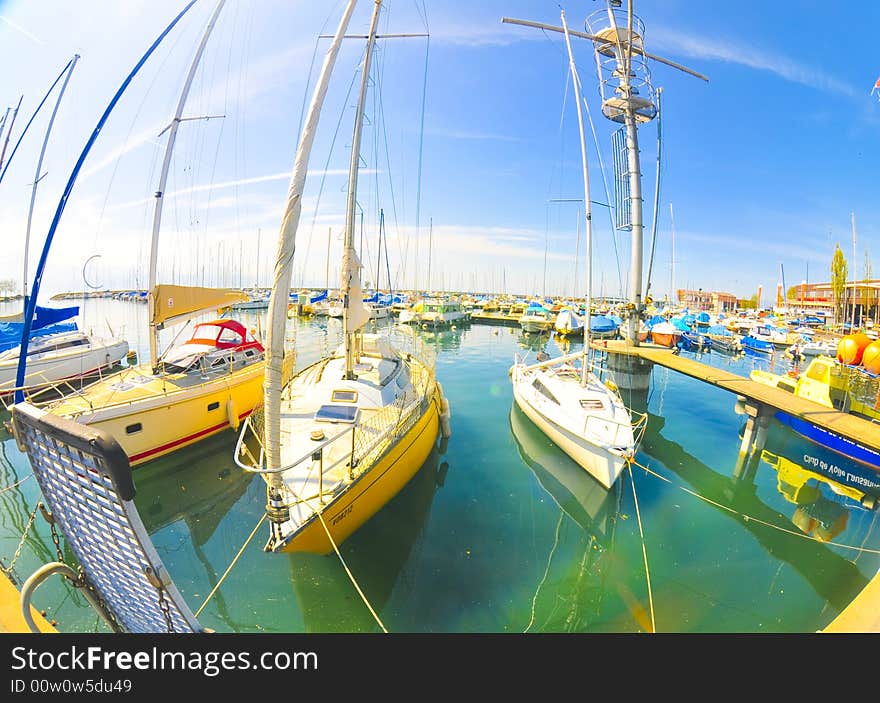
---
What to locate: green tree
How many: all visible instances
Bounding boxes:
[864,249,876,325]
[0,278,16,298]
[739,294,757,310]
[786,285,799,302]
[831,243,847,326]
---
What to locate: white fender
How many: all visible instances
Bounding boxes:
[226,398,240,431]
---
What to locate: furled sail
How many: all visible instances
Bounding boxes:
[151,284,248,328]
[342,246,370,334]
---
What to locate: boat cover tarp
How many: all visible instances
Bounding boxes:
[0,304,80,352]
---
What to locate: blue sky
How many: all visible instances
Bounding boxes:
[1,0,879,303]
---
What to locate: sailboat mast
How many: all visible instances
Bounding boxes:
[147,0,227,372]
[24,55,79,304]
[263,0,358,479]
[0,96,22,174]
[14,0,199,404]
[851,211,858,330]
[669,202,675,304]
[344,0,382,379]
[324,226,332,291]
[560,11,592,385]
[427,216,433,294]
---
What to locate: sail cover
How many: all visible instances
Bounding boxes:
[341,247,370,334]
[151,284,248,327]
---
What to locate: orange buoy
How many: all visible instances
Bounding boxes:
[862,340,880,374]
[837,332,872,365]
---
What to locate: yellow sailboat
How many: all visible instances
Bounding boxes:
[234,0,450,555]
[43,1,266,467]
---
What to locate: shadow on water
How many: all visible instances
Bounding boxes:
[640,412,872,612]
[286,441,449,632]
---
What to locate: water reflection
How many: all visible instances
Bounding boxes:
[287,442,448,632]
[509,403,623,631]
[641,412,872,612]
[135,432,254,547]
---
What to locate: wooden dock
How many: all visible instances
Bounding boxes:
[594,339,880,633]
[593,339,880,455]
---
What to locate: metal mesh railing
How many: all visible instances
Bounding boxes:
[831,364,880,412]
[349,358,434,475]
[11,402,202,633]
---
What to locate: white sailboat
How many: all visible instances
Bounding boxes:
[235,0,450,555]
[2,55,128,400]
[509,9,644,489]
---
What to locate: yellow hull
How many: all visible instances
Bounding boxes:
[275,385,442,554]
[52,363,265,467]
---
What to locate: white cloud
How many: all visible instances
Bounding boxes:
[650,26,859,98]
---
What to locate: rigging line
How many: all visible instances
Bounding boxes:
[194,513,266,617]
[95,13,191,251]
[0,58,73,189]
[581,93,623,299]
[15,0,200,403]
[627,461,656,633]
[412,35,429,292]
[374,58,405,290]
[630,458,880,555]
[315,508,388,633]
[296,0,343,144]
[524,510,564,633]
[300,66,362,287]
[0,474,33,497]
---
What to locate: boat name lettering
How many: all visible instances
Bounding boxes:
[804,454,845,478]
[330,505,352,526]
[845,472,880,489]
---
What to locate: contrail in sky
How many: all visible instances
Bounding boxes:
[0,15,45,45]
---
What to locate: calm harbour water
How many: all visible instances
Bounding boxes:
[1,297,878,633]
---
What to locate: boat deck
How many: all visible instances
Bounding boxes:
[0,570,56,633]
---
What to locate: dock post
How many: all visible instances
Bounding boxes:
[733,401,771,480]
[605,351,653,392]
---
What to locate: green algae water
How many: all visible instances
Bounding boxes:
[1,298,878,633]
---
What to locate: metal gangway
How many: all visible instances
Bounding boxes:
[11,402,203,633]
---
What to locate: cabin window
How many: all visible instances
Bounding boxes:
[245,349,255,357]
[331,390,358,403]
[211,357,227,368]
[315,405,359,423]
[208,401,220,411]
[532,378,559,405]
[125,423,142,435]
[579,398,605,411]
[218,328,243,345]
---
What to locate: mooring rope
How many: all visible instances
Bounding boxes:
[629,458,880,555]
[627,461,656,633]
[0,474,32,496]
[315,508,388,633]
[195,513,267,618]
[524,511,564,633]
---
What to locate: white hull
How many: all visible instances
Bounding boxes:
[0,333,129,394]
[510,362,634,489]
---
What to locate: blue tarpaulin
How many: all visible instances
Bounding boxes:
[0,304,79,352]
